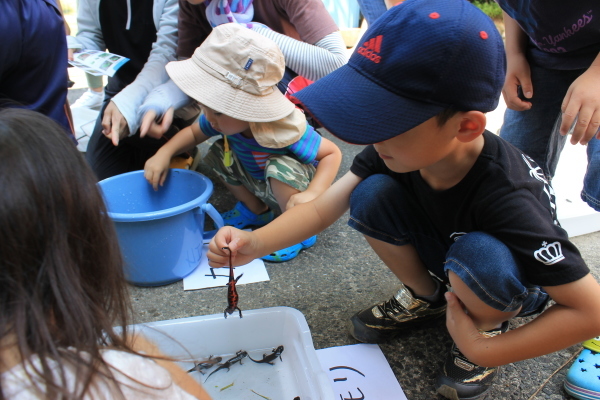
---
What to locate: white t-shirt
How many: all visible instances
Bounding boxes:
[1,349,196,399]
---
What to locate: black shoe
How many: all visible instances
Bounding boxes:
[349,281,447,343]
[436,322,509,400]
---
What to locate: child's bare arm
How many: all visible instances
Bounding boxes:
[144,123,210,190]
[502,11,533,111]
[446,273,600,367]
[208,171,361,267]
[286,137,342,208]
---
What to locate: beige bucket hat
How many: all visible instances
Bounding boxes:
[166,23,296,123]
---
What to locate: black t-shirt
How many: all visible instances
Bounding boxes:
[350,131,589,287]
[99,0,157,90]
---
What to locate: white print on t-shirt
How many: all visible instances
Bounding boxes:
[450,232,467,242]
[533,10,593,52]
[534,241,565,265]
[522,153,548,184]
[521,154,559,225]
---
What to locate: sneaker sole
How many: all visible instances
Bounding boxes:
[436,372,496,400]
[436,385,489,400]
[348,312,445,343]
[565,380,600,400]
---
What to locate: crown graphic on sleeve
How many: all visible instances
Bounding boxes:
[534,241,565,265]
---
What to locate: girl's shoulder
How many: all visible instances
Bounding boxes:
[2,350,195,400]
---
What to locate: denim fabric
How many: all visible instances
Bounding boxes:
[356,0,388,25]
[582,137,600,211]
[348,174,549,314]
[499,63,600,211]
[349,174,449,279]
[444,232,549,315]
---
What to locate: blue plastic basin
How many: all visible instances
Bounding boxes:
[98,169,223,286]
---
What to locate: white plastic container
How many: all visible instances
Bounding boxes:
[131,307,335,400]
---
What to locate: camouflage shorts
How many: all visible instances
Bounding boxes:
[202,139,316,211]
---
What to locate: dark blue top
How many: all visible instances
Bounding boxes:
[0,0,74,139]
[497,0,600,70]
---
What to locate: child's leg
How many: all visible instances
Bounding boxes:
[582,136,600,212]
[347,174,449,342]
[443,231,549,320]
[499,65,583,179]
[222,182,269,215]
[269,179,300,213]
[364,236,437,297]
[265,155,315,213]
[259,155,318,262]
[203,140,275,228]
[436,231,550,400]
[447,270,520,331]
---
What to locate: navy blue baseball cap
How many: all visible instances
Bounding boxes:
[291,0,505,145]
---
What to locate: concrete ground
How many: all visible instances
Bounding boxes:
[69,85,599,399]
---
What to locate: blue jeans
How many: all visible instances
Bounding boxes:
[500,63,600,212]
[356,0,387,25]
[348,174,549,315]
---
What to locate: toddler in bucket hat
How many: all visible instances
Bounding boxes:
[208,0,600,399]
[145,23,342,263]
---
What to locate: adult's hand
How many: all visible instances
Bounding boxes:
[140,108,174,139]
[101,101,130,146]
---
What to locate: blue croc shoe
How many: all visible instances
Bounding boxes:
[221,202,274,229]
[262,235,317,262]
[565,337,600,400]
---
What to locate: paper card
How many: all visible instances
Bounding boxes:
[317,344,408,400]
[68,50,129,77]
[183,244,269,290]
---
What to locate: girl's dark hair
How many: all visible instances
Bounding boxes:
[0,109,133,399]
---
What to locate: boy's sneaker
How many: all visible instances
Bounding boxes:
[71,89,104,109]
[220,201,274,229]
[436,321,509,400]
[349,281,447,343]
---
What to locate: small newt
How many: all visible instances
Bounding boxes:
[187,355,223,374]
[248,345,284,365]
[204,350,248,382]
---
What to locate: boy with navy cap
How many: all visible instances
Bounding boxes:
[207,0,600,398]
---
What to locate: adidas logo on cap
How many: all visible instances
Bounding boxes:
[358,35,383,63]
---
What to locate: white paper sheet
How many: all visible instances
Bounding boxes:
[183,244,269,290]
[317,343,408,400]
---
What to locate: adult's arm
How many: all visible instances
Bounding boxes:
[66,0,106,51]
[251,29,347,81]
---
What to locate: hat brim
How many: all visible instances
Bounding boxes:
[166,58,295,123]
[292,64,445,145]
